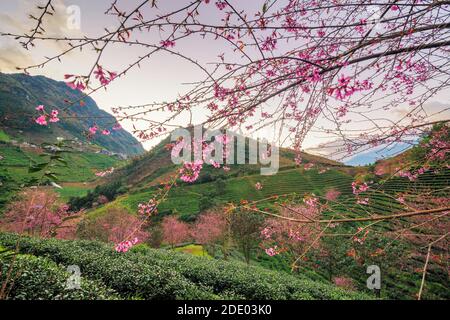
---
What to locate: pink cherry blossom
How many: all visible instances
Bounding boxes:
[89,126,98,135]
[215,0,227,10]
[160,40,176,48]
[36,105,45,111]
[49,109,60,123]
[138,199,158,216]
[209,159,221,168]
[115,237,139,253]
[35,115,47,126]
[65,75,87,91]
[397,196,406,204]
[303,194,318,207]
[356,197,369,205]
[265,246,279,257]
[352,181,369,195]
[261,227,272,240]
[179,160,203,183]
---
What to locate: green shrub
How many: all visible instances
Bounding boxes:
[130,247,370,300]
[0,254,117,300]
[0,233,371,300]
[0,234,218,300]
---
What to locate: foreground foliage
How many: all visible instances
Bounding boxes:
[0,233,371,300]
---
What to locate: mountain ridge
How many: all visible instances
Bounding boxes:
[0,73,144,156]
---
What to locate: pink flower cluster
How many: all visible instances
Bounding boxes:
[328,75,372,100]
[215,0,227,10]
[336,105,348,118]
[115,237,139,253]
[304,163,314,171]
[89,126,98,135]
[261,35,277,51]
[303,194,318,207]
[64,75,87,91]
[255,182,263,190]
[318,167,330,174]
[94,65,117,86]
[396,195,406,204]
[356,197,369,205]
[138,199,158,216]
[352,181,369,195]
[425,127,450,161]
[210,159,221,168]
[160,40,176,48]
[260,227,272,240]
[325,189,341,201]
[352,181,370,205]
[88,125,112,136]
[34,105,60,126]
[265,246,279,257]
[179,160,203,183]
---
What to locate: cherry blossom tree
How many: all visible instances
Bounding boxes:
[0,190,80,239]
[161,216,191,248]
[77,207,149,251]
[192,209,228,256]
[260,203,322,269]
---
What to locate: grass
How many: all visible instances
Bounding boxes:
[0,130,11,143]
[55,185,92,201]
[0,143,122,183]
[174,244,212,258]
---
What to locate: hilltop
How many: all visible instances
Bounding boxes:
[102,132,343,190]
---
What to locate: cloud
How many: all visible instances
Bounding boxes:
[305,139,348,161]
[394,101,450,122]
[0,42,35,72]
[0,0,82,72]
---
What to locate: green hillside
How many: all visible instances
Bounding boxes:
[0,141,124,211]
[0,73,144,156]
[102,167,352,222]
[76,131,348,220]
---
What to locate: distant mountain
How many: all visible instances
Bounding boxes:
[344,142,416,166]
[0,73,144,156]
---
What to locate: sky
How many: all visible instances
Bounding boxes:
[0,0,449,164]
